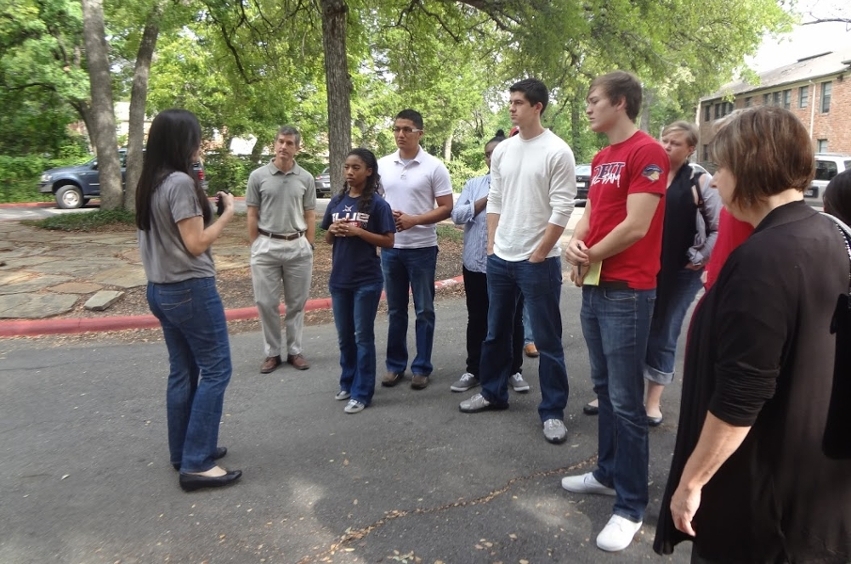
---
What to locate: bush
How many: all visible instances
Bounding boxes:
[203,151,254,196]
[22,208,136,231]
[0,150,92,204]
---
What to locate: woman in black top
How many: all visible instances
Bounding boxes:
[643,121,719,425]
[654,106,851,562]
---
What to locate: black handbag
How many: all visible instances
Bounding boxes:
[822,213,851,460]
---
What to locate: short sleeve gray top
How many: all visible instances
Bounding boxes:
[138,172,216,284]
[245,161,316,234]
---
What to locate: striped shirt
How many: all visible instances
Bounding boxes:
[451,174,490,273]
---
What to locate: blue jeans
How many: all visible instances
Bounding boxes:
[146,277,232,474]
[381,246,438,376]
[580,285,655,522]
[645,268,704,384]
[479,255,568,421]
[331,281,384,405]
[523,304,534,345]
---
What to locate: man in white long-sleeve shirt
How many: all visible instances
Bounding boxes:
[459,78,576,445]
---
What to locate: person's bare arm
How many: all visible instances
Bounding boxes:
[473,195,488,217]
[304,209,316,246]
[586,193,661,263]
[565,200,592,266]
[486,212,500,255]
[177,192,235,256]
[530,223,566,263]
[247,206,260,243]
[395,194,454,231]
[670,412,751,536]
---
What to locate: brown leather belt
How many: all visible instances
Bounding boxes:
[258,228,305,241]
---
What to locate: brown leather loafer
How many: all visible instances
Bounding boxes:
[524,343,539,358]
[260,355,282,374]
[411,374,429,390]
[382,371,403,387]
[287,353,310,370]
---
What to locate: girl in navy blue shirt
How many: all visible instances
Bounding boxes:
[321,149,396,413]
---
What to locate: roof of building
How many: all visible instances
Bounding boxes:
[701,48,851,102]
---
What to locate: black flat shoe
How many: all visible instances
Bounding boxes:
[179,469,242,492]
[647,415,664,427]
[172,446,228,471]
[583,402,599,416]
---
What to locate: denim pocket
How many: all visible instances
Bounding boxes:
[158,288,193,325]
[602,288,637,302]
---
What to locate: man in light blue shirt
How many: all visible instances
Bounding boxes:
[449,131,529,394]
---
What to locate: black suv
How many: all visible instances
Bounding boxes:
[39,149,207,209]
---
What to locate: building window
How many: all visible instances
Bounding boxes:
[703,144,709,161]
[799,85,808,108]
[782,90,791,109]
[744,97,752,107]
[763,93,770,105]
[821,81,831,113]
[714,104,721,119]
[817,139,829,154]
[704,104,711,122]
[773,91,781,106]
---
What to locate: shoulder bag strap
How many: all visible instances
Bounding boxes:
[821,212,851,294]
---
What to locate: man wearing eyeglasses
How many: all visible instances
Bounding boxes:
[377,109,454,390]
[458,78,576,447]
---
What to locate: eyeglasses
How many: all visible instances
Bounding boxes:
[392,126,423,134]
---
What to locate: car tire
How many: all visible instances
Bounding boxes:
[55,185,84,209]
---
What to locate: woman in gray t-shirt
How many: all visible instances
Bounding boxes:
[135,109,241,492]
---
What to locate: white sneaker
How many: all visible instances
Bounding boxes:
[509,372,530,392]
[450,372,479,392]
[344,399,365,414]
[335,390,350,401]
[596,514,642,552]
[542,418,567,443]
[560,472,616,496]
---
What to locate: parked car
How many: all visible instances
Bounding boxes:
[314,167,332,198]
[806,153,851,207]
[38,149,207,209]
[574,163,591,206]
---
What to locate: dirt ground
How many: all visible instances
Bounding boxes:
[50,214,466,325]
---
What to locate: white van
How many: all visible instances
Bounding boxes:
[806,154,851,207]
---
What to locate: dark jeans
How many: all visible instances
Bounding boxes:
[331,281,384,405]
[381,246,438,376]
[146,277,232,474]
[580,285,655,522]
[479,255,568,422]
[462,266,523,376]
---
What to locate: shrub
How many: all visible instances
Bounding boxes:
[0,151,92,203]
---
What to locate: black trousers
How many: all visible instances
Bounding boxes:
[463,266,523,376]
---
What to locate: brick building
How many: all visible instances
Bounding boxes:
[698,49,851,163]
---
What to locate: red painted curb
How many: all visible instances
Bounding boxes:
[0,275,464,337]
[0,201,59,209]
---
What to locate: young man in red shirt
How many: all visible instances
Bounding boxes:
[562,71,668,552]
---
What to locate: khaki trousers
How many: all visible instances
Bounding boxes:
[250,235,313,357]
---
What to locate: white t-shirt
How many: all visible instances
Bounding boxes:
[378,147,453,249]
[488,129,576,261]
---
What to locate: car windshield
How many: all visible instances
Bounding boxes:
[576,164,591,175]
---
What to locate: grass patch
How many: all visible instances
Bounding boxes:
[23,209,136,231]
[437,223,464,243]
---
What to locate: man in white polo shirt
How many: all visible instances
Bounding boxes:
[378,109,454,390]
[246,125,316,374]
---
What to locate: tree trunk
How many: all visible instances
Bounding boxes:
[81,0,121,210]
[320,0,351,195]
[443,133,452,162]
[639,88,653,133]
[125,4,163,212]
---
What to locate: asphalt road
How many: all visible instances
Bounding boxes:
[0,289,694,564]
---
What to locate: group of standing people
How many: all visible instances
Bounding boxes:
[134,70,851,562]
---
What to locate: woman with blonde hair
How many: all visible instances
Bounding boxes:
[654,106,851,562]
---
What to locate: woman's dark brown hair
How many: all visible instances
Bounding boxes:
[710,106,814,207]
[135,109,209,230]
[824,169,851,225]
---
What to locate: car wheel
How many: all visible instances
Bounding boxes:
[55,185,84,209]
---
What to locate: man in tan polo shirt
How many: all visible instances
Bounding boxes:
[246,125,316,373]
